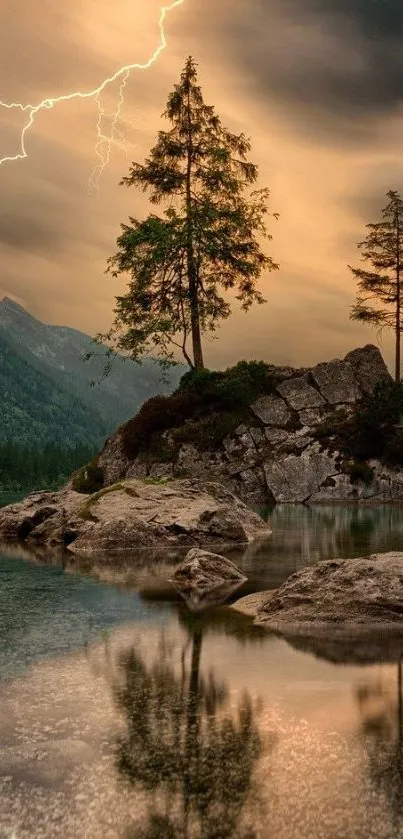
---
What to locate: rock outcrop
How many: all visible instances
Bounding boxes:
[98,344,393,505]
[0,479,270,555]
[255,553,403,626]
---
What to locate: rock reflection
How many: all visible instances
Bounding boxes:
[114,625,268,838]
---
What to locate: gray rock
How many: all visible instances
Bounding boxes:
[345,344,391,394]
[249,427,265,447]
[277,375,326,410]
[257,552,403,626]
[0,489,82,542]
[251,394,292,426]
[173,547,246,588]
[97,431,130,486]
[263,446,336,502]
[15,479,270,555]
[298,408,324,427]
[264,427,289,446]
[278,427,313,452]
[312,359,359,404]
[148,462,174,479]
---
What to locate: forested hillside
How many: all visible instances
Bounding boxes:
[0,297,183,435]
[0,298,184,491]
[0,331,109,446]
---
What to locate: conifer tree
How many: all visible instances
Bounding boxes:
[350,190,403,381]
[104,57,279,370]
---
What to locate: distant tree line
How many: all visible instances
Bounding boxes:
[0,441,96,492]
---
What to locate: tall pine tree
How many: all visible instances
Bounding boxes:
[350,190,403,381]
[104,57,279,370]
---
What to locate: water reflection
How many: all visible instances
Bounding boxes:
[114,621,269,838]
[356,664,403,830]
[4,503,403,596]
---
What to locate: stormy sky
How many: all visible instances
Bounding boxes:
[1,0,403,369]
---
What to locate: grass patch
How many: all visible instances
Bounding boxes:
[77,482,126,520]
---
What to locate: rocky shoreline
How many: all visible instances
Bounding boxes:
[0,478,271,555]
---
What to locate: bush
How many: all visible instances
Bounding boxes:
[315,380,403,466]
[72,458,104,494]
[121,360,276,460]
[345,460,374,485]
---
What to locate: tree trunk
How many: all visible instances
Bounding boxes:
[185,85,204,371]
[396,210,401,382]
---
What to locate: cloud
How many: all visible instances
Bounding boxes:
[217,0,403,142]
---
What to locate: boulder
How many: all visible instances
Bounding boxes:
[277,375,325,410]
[311,359,359,404]
[173,548,246,588]
[345,344,390,394]
[1,479,270,555]
[257,553,403,626]
[263,446,336,502]
[172,548,247,611]
[251,394,292,427]
[0,489,82,542]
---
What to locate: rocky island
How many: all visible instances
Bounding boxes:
[93,344,401,506]
[2,343,403,556]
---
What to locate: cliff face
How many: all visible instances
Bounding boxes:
[97,345,401,505]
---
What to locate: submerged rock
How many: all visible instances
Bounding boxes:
[0,479,270,555]
[256,553,403,626]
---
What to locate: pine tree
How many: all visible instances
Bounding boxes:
[104,57,279,370]
[350,190,403,381]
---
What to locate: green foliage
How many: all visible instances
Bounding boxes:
[72,458,105,494]
[101,57,279,370]
[349,189,403,380]
[316,379,403,466]
[0,441,97,492]
[0,330,109,447]
[121,360,274,459]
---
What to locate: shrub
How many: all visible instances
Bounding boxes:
[315,379,403,467]
[345,460,374,485]
[121,360,276,460]
[72,458,104,494]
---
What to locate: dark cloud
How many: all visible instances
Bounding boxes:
[222,0,403,141]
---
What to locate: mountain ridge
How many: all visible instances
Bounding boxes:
[0,298,183,446]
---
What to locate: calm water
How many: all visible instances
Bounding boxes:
[2,504,403,838]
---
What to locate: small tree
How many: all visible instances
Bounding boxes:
[104,57,279,371]
[350,190,403,382]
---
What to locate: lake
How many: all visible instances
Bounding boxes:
[1,504,403,838]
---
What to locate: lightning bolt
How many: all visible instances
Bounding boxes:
[0,0,185,189]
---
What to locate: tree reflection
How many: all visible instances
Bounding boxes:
[114,625,266,838]
[356,661,403,825]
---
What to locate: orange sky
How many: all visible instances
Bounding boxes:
[1,0,403,370]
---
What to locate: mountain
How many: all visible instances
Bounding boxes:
[0,298,184,446]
